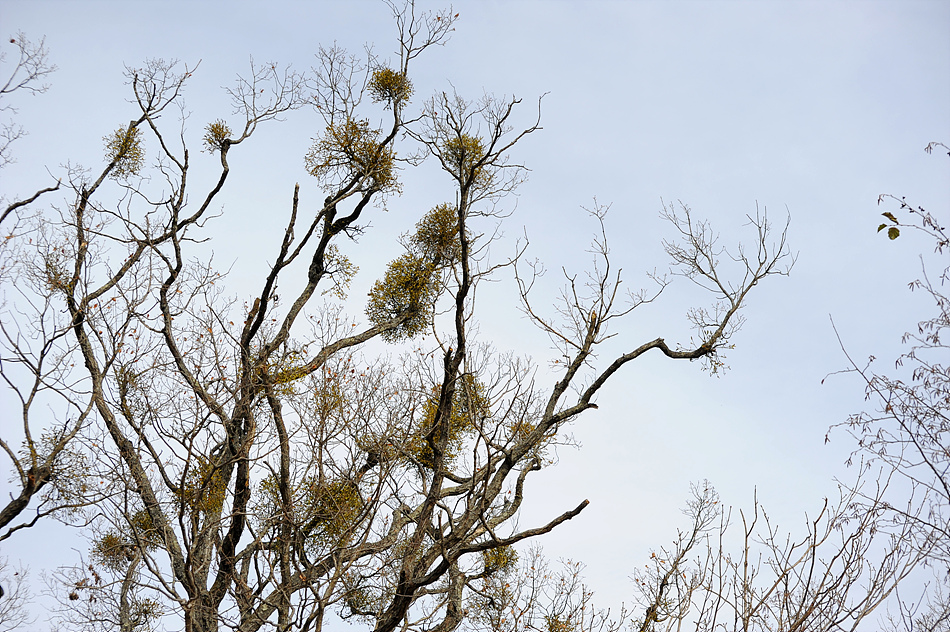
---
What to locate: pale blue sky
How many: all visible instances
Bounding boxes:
[2,0,948,623]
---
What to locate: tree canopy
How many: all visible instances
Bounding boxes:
[5,4,941,632]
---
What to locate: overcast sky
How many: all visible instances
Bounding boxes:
[2,0,949,625]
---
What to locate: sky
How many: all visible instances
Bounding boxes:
[1,0,949,627]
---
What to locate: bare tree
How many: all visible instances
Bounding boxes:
[0,208,99,540]
[628,480,921,632]
[455,479,920,632]
[832,142,950,631]
[5,4,793,632]
[45,540,169,632]
[0,31,54,168]
[464,545,625,632]
[0,32,60,224]
[0,557,33,632]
